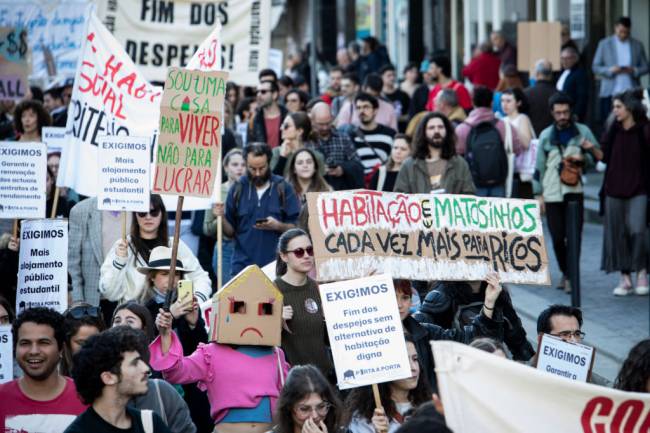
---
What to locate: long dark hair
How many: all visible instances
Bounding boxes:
[130,194,168,262]
[274,365,343,433]
[61,303,107,376]
[344,335,432,424]
[614,339,650,392]
[287,148,330,198]
[111,301,156,343]
[412,112,457,160]
[613,90,648,124]
[276,228,311,276]
[288,111,317,142]
[502,87,530,115]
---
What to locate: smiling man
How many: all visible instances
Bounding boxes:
[0,308,86,432]
[65,326,170,433]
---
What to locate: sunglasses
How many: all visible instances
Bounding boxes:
[257,89,270,95]
[66,305,102,320]
[287,246,314,258]
[137,208,161,218]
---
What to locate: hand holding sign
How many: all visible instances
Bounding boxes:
[371,408,389,433]
[483,273,502,319]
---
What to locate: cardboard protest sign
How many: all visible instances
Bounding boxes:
[319,274,411,390]
[0,325,11,383]
[432,341,649,433]
[42,127,66,154]
[17,219,68,314]
[307,191,550,284]
[0,141,47,219]
[0,27,28,100]
[517,22,562,74]
[209,265,283,346]
[57,13,162,198]
[535,334,595,382]
[153,67,228,198]
[96,0,271,85]
[0,1,90,81]
[97,135,150,212]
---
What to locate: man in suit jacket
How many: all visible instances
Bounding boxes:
[524,59,557,136]
[69,197,130,321]
[557,46,589,122]
[592,16,649,122]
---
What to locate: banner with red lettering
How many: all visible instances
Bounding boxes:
[432,341,650,433]
[186,24,222,71]
[152,68,228,198]
[57,13,161,197]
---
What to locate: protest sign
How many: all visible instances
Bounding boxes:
[96,0,271,85]
[42,127,66,154]
[16,219,68,314]
[307,190,550,284]
[535,334,595,382]
[0,1,90,80]
[97,135,150,212]
[0,325,11,383]
[0,141,47,219]
[152,67,228,198]
[319,274,411,390]
[0,27,28,100]
[517,22,562,74]
[57,13,162,198]
[186,23,222,71]
[432,341,650,433]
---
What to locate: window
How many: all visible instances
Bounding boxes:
[258,302,273,315]
[230,300,246,314]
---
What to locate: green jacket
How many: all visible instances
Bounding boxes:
[534,122,598,203]
[393,155,476,195]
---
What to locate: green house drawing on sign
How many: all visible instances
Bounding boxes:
[181,96,190,111]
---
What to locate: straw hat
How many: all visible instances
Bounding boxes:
[136,246,189,274]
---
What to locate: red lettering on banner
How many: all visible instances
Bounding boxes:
[153,165,212,196]
[320,198,338,230]
[198,39,219,69]
[581,397,650,433]
[178,113,220,147]
[352,196,367,226]
[103,55,123,82]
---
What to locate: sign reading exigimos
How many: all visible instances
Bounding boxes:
[153,67,229,198]
[307,191,550,285]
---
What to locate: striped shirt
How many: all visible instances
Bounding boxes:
[351,124,396,174]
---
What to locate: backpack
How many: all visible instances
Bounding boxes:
[465,120,508,187]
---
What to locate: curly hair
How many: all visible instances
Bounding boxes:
[72,326,149,404]
[13,99,51,135]
[344,336,432,425]
[412,112,457,161]
[614,339,650,393]
[274,365,343,433]
[13,307,65,350]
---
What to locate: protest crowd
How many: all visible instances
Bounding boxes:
[2,4,650,433]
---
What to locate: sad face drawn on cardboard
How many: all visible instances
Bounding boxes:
[210,265,284,346]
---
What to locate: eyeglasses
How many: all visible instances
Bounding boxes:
[287,246,314,258]
[552,330,586,340]
[137,208,161,218]
[66,305,102,320]
[295,401,331,417]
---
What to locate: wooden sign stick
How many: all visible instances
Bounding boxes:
[121,211,127,243]
[12,219,18,238]
[371,383,387,433]
[50,187,60,218]
[164,196,184,310]
[216,142,223,291]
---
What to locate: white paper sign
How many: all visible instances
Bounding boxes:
[536,334,594,382]
[319,274,411,389]
[17,219,68,314]
[42,127,67,154]
[97,135,151,212]
[0,141,47,219]
[0,325,12,383]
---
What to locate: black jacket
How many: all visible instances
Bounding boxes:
[402,311,502,392]
[414,281,535,362]
[559,67,589,122]
[248,105,289,145]
[523,80,557,136]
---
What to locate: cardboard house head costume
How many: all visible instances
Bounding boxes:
[209,265,283,346]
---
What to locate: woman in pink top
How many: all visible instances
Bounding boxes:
[151,309,290,433]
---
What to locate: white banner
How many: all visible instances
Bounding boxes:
[17,219,68,314]
[186,23,222,71]
[319,274,411,390]
[536,334,595,382]
[97,135,151,212]
[96,0,271,85]
[57,13,161,197]
[0,0,90,81]
[432,341,650,433]
[42,127,66,154]
[0,325,11,383]
[0,141,46,219]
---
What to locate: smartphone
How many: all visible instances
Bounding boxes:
[255,218,268,225]
[177,280,193,303]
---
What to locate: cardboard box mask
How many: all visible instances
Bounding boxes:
[209,265,283,346]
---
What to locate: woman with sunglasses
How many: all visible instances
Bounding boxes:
[274,229,333,377]
[272,365,343,433]
[271,112,326,178]
[61,303,106,376]
[100,194,212,304]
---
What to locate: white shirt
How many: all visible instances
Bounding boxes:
[613,37,634,94]
[556,69,571,91]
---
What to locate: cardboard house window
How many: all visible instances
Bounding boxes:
[230,300,246,314]
[258,302,273,315]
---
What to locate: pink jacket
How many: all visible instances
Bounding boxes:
[455,107,523,156]
[149,332,290,423]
